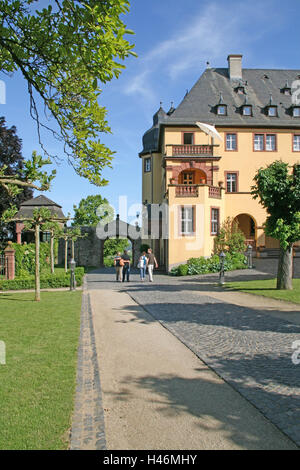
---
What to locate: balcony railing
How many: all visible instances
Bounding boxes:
[171,144,214,156]
[173,184,222,198]
[208,186,221,199]
[175,185,199,197]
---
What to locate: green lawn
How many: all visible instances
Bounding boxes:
[226,278,300,304]
[0,291,82,449]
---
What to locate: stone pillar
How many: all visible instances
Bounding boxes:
[16,222,24,244]
[4,242,15,280]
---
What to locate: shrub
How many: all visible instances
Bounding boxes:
[0,267,84,291]
[12,242,52,276]
[170,253,247,276]
[214,217,246,255]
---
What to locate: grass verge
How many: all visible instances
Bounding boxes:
[226,278,300,304]
[0,291,82,449]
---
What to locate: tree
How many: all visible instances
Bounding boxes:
[0,117,33,241]
[213,217,246,255]
[72,194,110,226]
[57,226,86,272]
[0,0,135,186]
[104,238,129,258]
[252,161,300,290]
[42,220,61,274]
[2,207,67,301]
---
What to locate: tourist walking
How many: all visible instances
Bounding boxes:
[114,252,124,282]
[122,249,131,282]
[138,251,147,281]
[147,248,158,282]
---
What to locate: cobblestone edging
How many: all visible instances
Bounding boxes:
[70,281,106,450]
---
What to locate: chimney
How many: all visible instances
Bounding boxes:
[227,54,243,81]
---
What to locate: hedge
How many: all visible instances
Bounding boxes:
[170,253,247,276]
[0,267,84,291]
[11,242,58,277]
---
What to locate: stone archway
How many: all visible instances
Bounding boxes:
[233,213,256,247]
[58,216,141,268]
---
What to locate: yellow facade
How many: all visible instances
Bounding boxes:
[140,57,300,270]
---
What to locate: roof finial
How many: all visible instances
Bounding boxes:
[269,93,273,105]
[160,101,163,108]
[206,61,211,69]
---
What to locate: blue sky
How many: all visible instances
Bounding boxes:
[1,0,300,224]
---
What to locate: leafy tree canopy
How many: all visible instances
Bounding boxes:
[251,161,300,250]
[72,194,110,226]
[0,0,135,186]
[0,117,33,240]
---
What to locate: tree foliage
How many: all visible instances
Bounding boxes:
[251,161,300,290]
[0,0,135,186]
[251,161,300,250]
[0,117,33,241]
[213,217,246,254]
[72,194,110,226]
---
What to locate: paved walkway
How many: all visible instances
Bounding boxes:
[72,260,300,450]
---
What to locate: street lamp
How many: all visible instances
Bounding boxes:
[69,258,76,291]
[219,251,226,286]
[246,245,253,269]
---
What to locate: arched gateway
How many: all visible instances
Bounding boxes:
[58,215,141,268]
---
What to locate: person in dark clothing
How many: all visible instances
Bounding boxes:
[122,250,131,282]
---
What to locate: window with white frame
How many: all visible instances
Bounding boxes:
[254,133,276,151]
[226,133,237,150]
[254,134,264,151]
[226,173,237,192]
[265,134,276,151]
[180,206,194,235]
[293,135,300,151]
[211,208,219,235]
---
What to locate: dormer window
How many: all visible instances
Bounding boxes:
[216,93,227,116]
[217,105,227,115]
[293,107,300,117]
[235,83,245,95]
[242,105,252,116]
[268,106,278,117]
[281,81,291,95]
[266,94,278,117]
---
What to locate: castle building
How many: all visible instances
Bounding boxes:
[139,54,300,270]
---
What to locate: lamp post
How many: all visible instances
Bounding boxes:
[219,251,226,286]
[69,258,76,291]
[246,245,253,269]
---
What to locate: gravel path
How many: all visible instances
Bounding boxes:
[86,261,300,447]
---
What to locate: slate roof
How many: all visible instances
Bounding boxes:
[140,66,300,155]
[15,195,66,220]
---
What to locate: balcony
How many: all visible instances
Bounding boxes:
[169,144,214,157]
[175,185,199,197]
[172,184,222,199]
